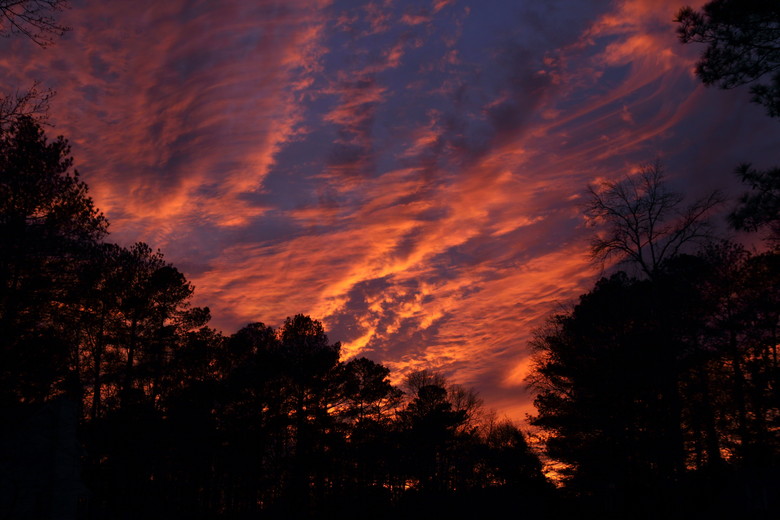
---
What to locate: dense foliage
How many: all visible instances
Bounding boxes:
[677,0,780,245]
[0,118,551,518]
[1,1,779,518]
[677,0,780,117]
[528,248,780,515]
[530,135,780,515]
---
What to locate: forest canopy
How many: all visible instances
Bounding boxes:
[1,1,779,518]
[0,117,552,518]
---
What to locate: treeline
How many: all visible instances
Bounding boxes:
[528,242,780,517]
[3,1,780,518]
[524,3,780,515]
[5,123,780,520]
[0,117,551,518]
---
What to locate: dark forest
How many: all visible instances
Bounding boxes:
[2,1,780,518]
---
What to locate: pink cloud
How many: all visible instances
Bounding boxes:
[4,0,774,424]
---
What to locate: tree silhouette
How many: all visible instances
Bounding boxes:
[398,383,467,492]
[0,0,66,129]
[341,357,401,425]
[479,418,547,489]
[585,161,722,278]
[0,0,68,47]
[677,0,780,117]
[116,245,198,407]
[0,81,54,129]
[528,273,686,499]
[528,237,780,515]
[695,243,780,465]
[729,163,780,241]
[0,120,555,517]
[0,117,106,405]
[677,2,780,246]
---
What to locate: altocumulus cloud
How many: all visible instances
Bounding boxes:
[4,0,777,420]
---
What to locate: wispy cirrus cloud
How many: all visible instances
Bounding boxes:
[6,0,777,421]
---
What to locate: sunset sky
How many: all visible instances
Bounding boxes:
[3,0,777,420]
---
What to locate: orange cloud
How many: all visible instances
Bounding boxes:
[5,0,772,425]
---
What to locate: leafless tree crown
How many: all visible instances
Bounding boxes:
[585,161,724,278]
[0,81,53,129]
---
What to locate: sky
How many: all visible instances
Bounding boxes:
[3,0,778,421]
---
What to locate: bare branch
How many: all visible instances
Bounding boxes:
[584,161,724,278]
[0,0,69,47]
[0,81,54,129]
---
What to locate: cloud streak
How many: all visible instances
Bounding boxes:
[5,0,777,421]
